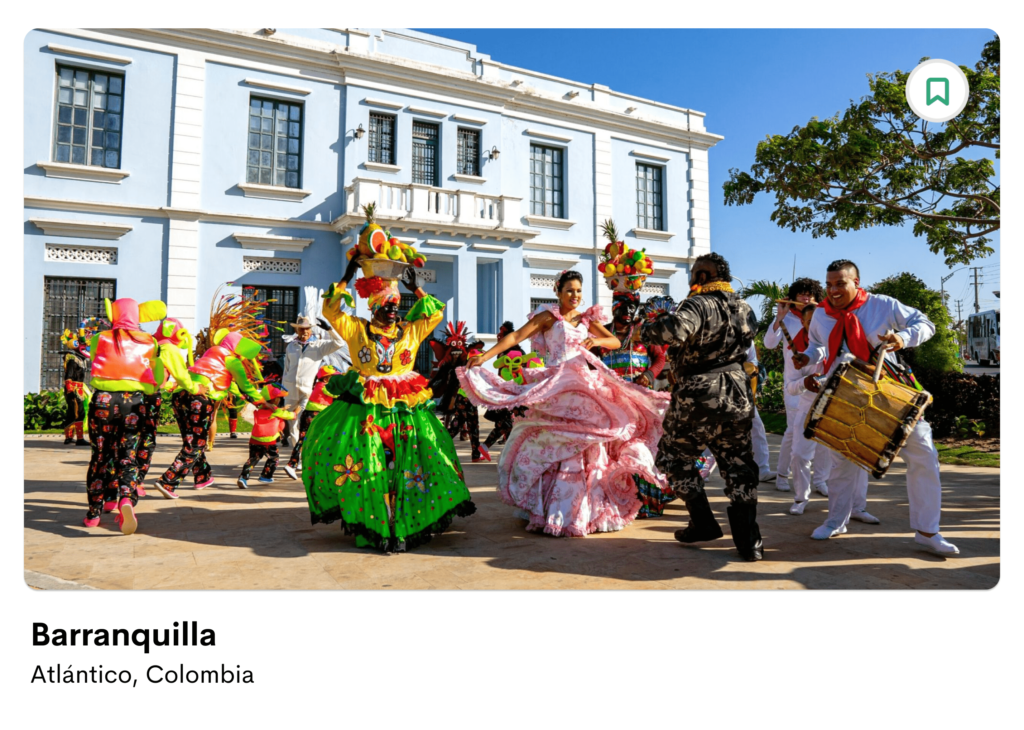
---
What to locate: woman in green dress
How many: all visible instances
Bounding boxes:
[301,255,475,552]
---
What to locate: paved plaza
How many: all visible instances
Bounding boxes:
[23,432,999,590]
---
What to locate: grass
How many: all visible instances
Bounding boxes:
[935,444,1000,468]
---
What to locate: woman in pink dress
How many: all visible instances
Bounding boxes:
[459,270,671,536]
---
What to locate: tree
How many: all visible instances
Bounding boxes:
[868,272,961,376]
[723,36,999,266]
[741,279,786,376]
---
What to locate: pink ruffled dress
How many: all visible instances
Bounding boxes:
[458,304,671,536]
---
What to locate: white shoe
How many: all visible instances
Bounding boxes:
[759,471,777,482]
[283,465,298,481]
[850,510,880,524]
[789,501,808,516]
[776,477,791,492]
[811,524,847,540]
[915,532,960,556]
[814,483,829,497]
[154,481,179,500]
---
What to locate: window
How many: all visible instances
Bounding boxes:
[636,163,664,230]
[243,285,299,363]
[41,276,115,390]
[247,97,303,188]
[412,121,440,186]
[477,262,502,334]
[53,65,124,168]
[399,294,434,374]
[368,112,395,165]
[530,297,557,311]
[530,144,564,218]
[457,128,480,176]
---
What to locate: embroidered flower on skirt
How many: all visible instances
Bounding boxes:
[334,454,363,486]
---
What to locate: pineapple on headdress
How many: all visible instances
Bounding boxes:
[597,219,654,293]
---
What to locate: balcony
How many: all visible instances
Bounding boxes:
[332,177,536,242]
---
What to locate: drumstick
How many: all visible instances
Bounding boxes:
[871,329,896,384]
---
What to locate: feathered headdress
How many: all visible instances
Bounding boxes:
[194,284,276,385]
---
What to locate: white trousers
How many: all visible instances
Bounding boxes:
[778,403,830,489]
[752,407,770,473]
[823,420,941,533]
[790,400,833,501]
[283,393,308,447]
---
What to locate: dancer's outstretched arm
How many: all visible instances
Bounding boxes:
[466,313,554,368]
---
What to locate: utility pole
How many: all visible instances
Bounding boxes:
[970,266,984,313]
[955,299,963,324]
[940,271,957,316]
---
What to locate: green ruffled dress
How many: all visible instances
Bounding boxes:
[302,294,475,552]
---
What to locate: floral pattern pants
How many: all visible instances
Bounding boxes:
[159,391,214,489]
[241,441,280,481]
[136,392,162,480]
[447,394,481,459]
[287,409,318,468]
[85,390,147,517]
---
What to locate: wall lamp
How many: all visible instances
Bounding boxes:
[485,146,500,160]
[566,90,579,99]
[625,106,637,114]
[353,124,365,140]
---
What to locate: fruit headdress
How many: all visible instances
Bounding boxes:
[347,203,427,268]
[597,219,654,294]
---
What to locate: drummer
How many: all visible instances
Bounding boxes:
[794,259,959,556]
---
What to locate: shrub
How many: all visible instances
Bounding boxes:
[919,371,999,438]
[24,391,68,430]
[758,370,786,413]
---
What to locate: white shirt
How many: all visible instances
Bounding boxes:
[283,330,345,399]
[764,310,806,408]
[806,293,934,374]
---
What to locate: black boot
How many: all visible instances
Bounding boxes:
[726,502,763,561]
[674,492,724,543]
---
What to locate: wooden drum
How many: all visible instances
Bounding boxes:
[803,357,932,478]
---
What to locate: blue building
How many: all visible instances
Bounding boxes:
[23,28,722,393]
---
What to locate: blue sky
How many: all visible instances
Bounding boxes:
[425,28,1000,318]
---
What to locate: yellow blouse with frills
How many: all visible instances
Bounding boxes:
[322,288,444,408]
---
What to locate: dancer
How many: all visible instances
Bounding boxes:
[428,322,490,462]
[641,253,763,561]
[783,305,831,515]
[225,396,241,439]
[283,365,337,480]
[762,278,831,494]
[301,249,475,553]
[237,384,295,488]
[154,328,266,499]
[461,268,670,537]
[59,325,93,446]
[596,273,671,518]
[83,297,167,535]
[795,260,958,555]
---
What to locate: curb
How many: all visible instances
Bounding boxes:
[25,570,97,590]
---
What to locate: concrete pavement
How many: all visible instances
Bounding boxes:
[23,432,999,590]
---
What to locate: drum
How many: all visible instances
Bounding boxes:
[803,357,932,478]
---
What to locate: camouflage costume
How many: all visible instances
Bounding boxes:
[642,286,763,560]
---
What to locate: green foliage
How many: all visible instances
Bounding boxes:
[742,279,787,335]
[159,396,176,425]
[868,272,961,376]
[24,391,68,430]
[953,415,986,438]
[758,370,786,413]
[723,36,999,266]
[754,331,784,380]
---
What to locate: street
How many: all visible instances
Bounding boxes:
[24,432,999,590]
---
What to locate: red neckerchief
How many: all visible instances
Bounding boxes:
[823,288,871,372]
[792,328,809,353]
